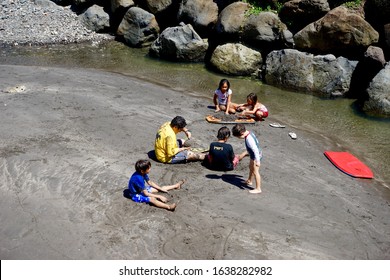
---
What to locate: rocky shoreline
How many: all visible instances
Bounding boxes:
[0,0,113,46]
[1,0,389,116]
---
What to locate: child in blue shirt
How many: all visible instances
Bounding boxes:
[126,159,185,211]
[232,123,263,194]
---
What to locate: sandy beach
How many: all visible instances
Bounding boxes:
[0,64,389,259]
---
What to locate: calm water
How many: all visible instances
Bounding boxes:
[1,41,389,187]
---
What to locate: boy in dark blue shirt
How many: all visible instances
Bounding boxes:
[205,126,247,171]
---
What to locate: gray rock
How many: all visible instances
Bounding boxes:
[149,23,208,62]
[294,6,379,57]
[139,0,174,14]
[279,0,330,33]
[265,49,358,97]
[216,3,290,49]
[349,46,386,100]
[0,0,112,46]
[111,0,135,14]
[385,23,390,49]
[243,12,288,45]
[177,0,219,37]
[80,5,110,33]
[364,62,390,116]
[215,1,250,38]
[117,7,160,48]
[210,43,262,76]
[34,0,61,8]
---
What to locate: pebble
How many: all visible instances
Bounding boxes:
[0,0,113,46]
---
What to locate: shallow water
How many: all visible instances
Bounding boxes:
[1,41,389,186]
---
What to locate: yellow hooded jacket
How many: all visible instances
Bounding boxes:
[155,122,179,163]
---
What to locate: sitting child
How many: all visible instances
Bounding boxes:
[236,93,268,121]
[204,126,247,171]
[125,159,185,211]
[213,79,237,114]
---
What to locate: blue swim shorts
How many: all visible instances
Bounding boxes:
[130,186,152,203]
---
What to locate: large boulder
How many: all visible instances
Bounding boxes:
[385,23,390,50]
[177,0,219,38]
[117,7,160,48]
[149,23,208,62]
[265,49,358,97]
[279,0,330,33]
[364,62,390,116]
[137,0,174,14]
[349,46,386,100]
[110,0,135,30]
[215,2,292,50]
[214,1,250,40]
[242,11,291,50]
[209,43,262,76]
[111,0,134,14]
[294,6,379,58]
[80,5,110,33]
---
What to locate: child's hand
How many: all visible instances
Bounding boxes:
[215,105,220,112]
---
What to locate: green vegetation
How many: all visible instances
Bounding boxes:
[344,0,362,8]
[242,0,284,16]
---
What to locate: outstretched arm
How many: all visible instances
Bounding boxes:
[225,95,232,114]
[213,94,220,112]
[146,180,167,193]
[182,128,192,139]
[240,103,260,115]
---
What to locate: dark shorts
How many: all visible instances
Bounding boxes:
[169,139,188,164]
[170,150,188,164]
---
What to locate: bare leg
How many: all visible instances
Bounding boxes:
[245,159,254,185]
[187,151,205,161]
[149,197,176,211]
[161,179,186,191]
[249,162,262,194]
[219,105,227,111]
[228,102,238,114]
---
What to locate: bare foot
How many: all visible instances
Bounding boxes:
[249,189,262,194]
[176,179,186,189]
[167,203,176,211]
[245,180,252,186]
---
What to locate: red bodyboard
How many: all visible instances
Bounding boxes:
[324,151,373,179]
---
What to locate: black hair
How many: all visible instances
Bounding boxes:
[232,123,246,137]
[171,116,187,129]
[218,79,230,91]
[247,93,257,104]
[135,159,151,173]
[217,126,231,140]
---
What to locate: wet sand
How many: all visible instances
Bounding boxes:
[0,64,389,259]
